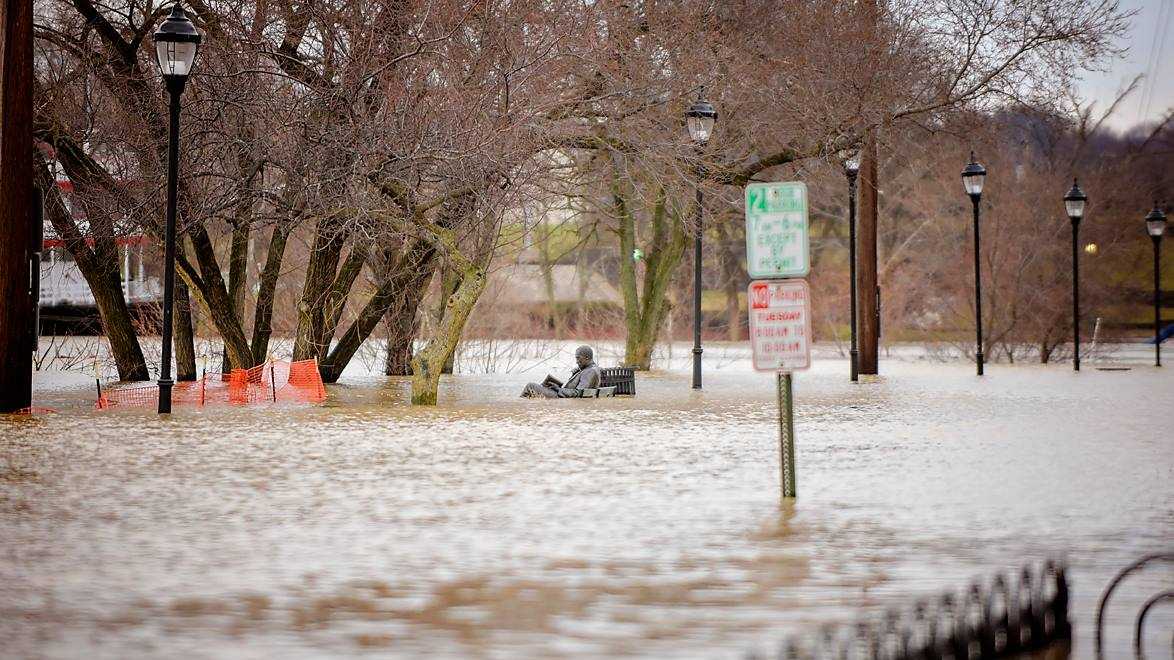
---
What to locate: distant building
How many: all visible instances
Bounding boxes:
[39,179,161,331]
[40,236,159,307]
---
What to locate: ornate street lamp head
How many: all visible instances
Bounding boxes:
[1063,178,1087,220]
[684,95,718,146]
[961,151,986,197]
[153,5,202,80]
[1146,202,1167,238]
[844,151,860,176]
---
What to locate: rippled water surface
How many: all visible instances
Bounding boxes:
[2,343,1171,658]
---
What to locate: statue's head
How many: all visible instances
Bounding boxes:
[575,345,594,368]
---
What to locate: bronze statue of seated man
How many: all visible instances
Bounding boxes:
[521,345,602,398]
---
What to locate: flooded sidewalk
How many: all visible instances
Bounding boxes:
[1,345,1170,658]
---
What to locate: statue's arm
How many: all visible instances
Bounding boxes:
[555,368,600,397]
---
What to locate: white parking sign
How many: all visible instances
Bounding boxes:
[745,181,809,278]
[748,279,812,372]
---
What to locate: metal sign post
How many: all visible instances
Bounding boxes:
[749,279,810,499]
[777,372,796,497]
[746,182,811,499]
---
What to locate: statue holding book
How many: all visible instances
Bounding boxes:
[521,345,602,398]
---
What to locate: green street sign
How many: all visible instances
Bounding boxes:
[744,181,809,278]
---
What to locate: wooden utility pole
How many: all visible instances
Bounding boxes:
[857,131,880,375]
[0,0,35,412]
[856,0,882,376]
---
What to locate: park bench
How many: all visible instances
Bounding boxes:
[598,367,636,396]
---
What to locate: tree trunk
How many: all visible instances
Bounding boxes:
[538,222,562,337]
[292,215,345,360]
[436,268,462,374]
[624,258,685,368]
[575,224,591,332]
[323,239,439,382]
[384,305,416,375]
[174,281,196,380]
[614,177,643,366]
[857,129,880,375]
[410,263,488,405]
[317,242,369,360]
[319,185,470,384]
[718,223,742,341]
[33,127,151,381]
[624,329,662,368]
[220,218,250,372]
[180,225,254,368]
[34,157,149,381]
[618,182,688,369]
[724,277,740,341]
[92,277,150,381]
[381,256,434,377]
[250,222,290,365]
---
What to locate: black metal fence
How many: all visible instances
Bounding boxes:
[756,561,1070,659]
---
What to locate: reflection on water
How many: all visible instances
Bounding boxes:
[1,343,1171,658]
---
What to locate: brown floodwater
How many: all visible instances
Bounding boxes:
[1,343,1171,658]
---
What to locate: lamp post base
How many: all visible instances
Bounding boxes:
[849,349,859,382]
[158,378,173,414]
[691,347,702,389]
[976,351,984,376]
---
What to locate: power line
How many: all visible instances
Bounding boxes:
[1137,0,1163,121]
[1139,0,1172,124]
[1143,0,1173,122]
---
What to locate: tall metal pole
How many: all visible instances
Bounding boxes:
[1154,237,1162,368]
[1071,219,1080,372]
[970,194,984,376]
[692,183,703,389]
[158,78,183,413]
[847,170,859,382]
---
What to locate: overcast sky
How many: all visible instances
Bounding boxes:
[1078,0,1173,132]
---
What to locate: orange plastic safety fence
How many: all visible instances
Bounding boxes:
[96,359,325,410]
[284,359,327,401]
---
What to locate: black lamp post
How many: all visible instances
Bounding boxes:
[153,5,201,413]
[844,152,860,382]
[1063,179,1087,372]
[961,152,986,376]
[685,94,717,390]
[1146,203,1167,367]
